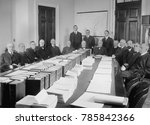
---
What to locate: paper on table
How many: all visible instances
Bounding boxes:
[92,74,112,82]
[47,87,73,103]
[0,77,12,83]
[71,92,104,108]
[94,94,128,106]
[35,89,58,107]
[95,68,112,74]
[35,89,48,104]
[5,70,37,77]
[87,79,112,94]
[101,56,112,61]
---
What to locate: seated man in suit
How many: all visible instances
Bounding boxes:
[122,43,150,79]
[18,43,30,66]
[80,40,87,50]
[70,25,82,50]
[93,40,107,55]
[62,41,74,55]
[121,43,141,71]
[115,39,128,66]
[102,30,114,56]
[0,43,20,72]
[36,39,48,60]
[83,29,95,51]
[26,41,39,63]
[50,38,61,57]
[122,40,136,70]
[112,40,121,57]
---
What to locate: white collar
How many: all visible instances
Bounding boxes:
[105,36,109,39]
[8,51,13,55]
[141,52,147,56]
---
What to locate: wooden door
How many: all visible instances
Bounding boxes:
[38,6,55,47]
[115,1,141,43]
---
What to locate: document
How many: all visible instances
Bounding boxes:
[86,79,112,94]
[71,92,104,108]
[95,68,112,74]
[35,89,58,107]
[94,93,128,106]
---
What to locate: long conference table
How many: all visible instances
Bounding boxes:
[0,49,126,108]
[59,58,126,108]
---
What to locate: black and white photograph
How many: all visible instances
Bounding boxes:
[0,0,150,124]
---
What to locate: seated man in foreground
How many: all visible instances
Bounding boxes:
[122,43,150,80]
[0,43,20,72]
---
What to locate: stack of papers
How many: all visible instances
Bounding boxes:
[82,56,95,69]
[69,64,83,76]
[16,89,58,108]
[71,92,104,108]
[0,77,12,83]
[23,62,54,71]
[5,70,37,80]
[47,76,78,103]
[86,56,112,94]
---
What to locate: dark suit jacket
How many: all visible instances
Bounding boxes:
[83,36,95,49]
[127,52,141,70]
[51,46,61,57]
[0,51,20,72]
[112,46,121,56]
[115,47,128,66]
[93,46,107,55]
[70,32,82,50]
[62,46,74,55]
[18,52,30,66]
[102,37,114,56]
[35,46,48,60]
[131,53,150,78]
[26,48,39,63]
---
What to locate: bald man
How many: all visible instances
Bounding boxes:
[0,43,20,72]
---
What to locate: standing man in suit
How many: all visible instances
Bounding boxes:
[26,41,39,63]
[0,43,20,72]
[36,39,48,60]
[70,25,82,50]
[50,38,61,57]
[102,30,114,56]
[83,29,95,52]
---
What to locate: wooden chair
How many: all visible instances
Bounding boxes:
[128,82,150,108]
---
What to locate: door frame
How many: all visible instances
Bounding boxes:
[35,1,59,46]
